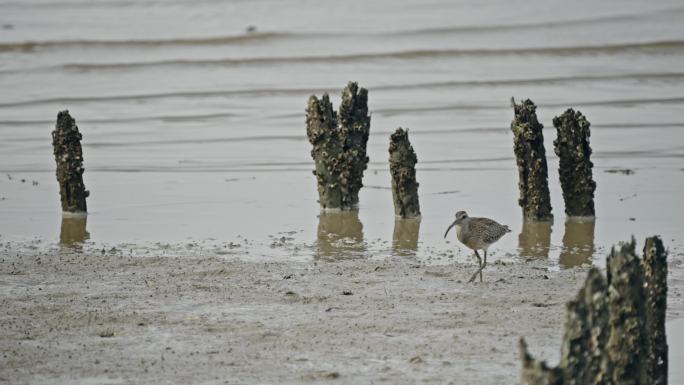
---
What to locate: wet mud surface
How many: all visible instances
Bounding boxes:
[1,246,682,385]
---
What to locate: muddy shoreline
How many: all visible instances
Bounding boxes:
[1,247,682,384]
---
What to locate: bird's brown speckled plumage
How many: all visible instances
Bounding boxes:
[458,217,510,250]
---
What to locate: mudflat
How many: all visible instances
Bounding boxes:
[1,246,683,384]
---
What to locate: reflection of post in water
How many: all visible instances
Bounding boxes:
[392,218,420,256]
[518,219,552,259]
[60,216,89,246]
[316,211,365,260]
[559,218,595,267]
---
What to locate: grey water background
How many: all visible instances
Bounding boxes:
[2,0,684,261]
[1,0,684,381]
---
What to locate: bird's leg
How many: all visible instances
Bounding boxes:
[469,250,488,283]
[479,250,488,282]
[468,250,482,283]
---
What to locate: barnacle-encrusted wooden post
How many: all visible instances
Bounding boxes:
[558,268,609,385]
[642,237,668,385]
[520,236,668,385]
[520,268,608,385]
[553,109,596,217]
[605,239,648,385]
[52,110,89,215]
[339,82,371,206]
[511,98,552,221]
[306,94,341,209]
[306,82,370,210]
[389,128,420,218]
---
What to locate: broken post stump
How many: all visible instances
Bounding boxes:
[511,98,552,221]
[52,110,89,215]
[389,128,420,218]
[643,236,668,385]
[520,236,668,385]
[553,109,596,217]
[306,82,370,210]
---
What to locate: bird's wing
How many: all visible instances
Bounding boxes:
[470,217,509,244]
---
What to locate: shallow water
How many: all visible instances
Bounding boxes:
[0,5,682,261]
[2,0,684,264]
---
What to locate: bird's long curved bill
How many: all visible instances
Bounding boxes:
[444,220,457,238]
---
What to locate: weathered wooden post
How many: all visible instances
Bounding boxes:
[510,98,552,221]
[605,239,648,385]
[306,82,370,210]
[389,128,420,219]
[520,236,668,385]
[52,110,89,215]
[643,237,668,385]
[553,109,596,217]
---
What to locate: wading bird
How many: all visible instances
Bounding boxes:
[444,211,511,283]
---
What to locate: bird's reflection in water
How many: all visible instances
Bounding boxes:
[559,218,595,267]
[60,216,89,247]
[392,217,420,257]
[518,219,552,259]
[316,210,365,260]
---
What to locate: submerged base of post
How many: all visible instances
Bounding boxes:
[559,218,595,267]
[392,217,420,256]
[316,210,365,260]
[518,219,552,259]
[62,211,87,218]
[60,216,89,246]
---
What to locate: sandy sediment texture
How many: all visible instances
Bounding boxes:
[0,245,594,385]
[306,82,370,210]
[520,236,668,385]
[553,109,596,218]
[510,98,552,222]
[389,128,420,219]
[52,110,89,214]
[1,241,682,385]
